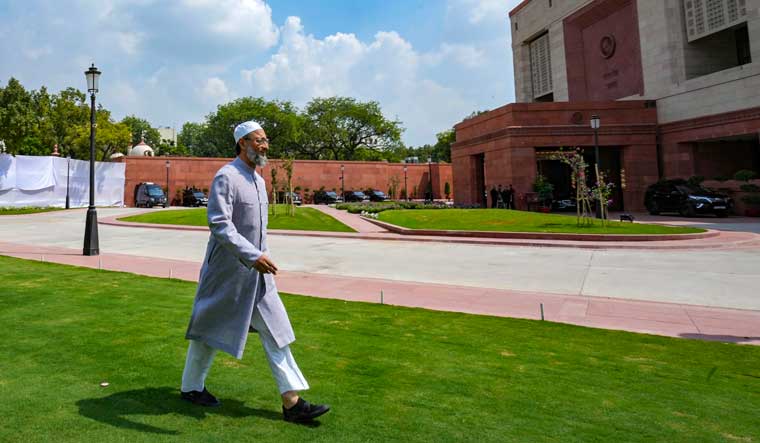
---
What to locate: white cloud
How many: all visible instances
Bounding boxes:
[23,46,52,60]
[117,32,143,56]
[239,16,484,145]
[200,77,230,103]
[449,0,517,25]
[180,0,279,49]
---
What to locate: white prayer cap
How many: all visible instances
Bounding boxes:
[233,121,263,144]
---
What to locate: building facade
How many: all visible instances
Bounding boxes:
[453,0,759,211]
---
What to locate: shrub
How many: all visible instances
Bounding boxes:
[734,170,758,182]
[740,184,760,193]
[713,176,730,182]
[336,201,450,214]
[741,194,760,206]
[686,175,705,187]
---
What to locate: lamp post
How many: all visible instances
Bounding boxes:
[65,153,71,209]
[427,157,433,202]
[340,164,345,198]
[83,63,101,256]
[590,114,602,219]
[403,164,408,201]
[165,160,171,207]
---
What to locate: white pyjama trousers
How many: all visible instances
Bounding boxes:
[181,308,309,394]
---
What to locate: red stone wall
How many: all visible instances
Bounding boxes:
[660,107,760,179]
[563,0,644,102]
[120,157,453,206]
[453,101,658,211]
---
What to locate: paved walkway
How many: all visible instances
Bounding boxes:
[2,240,758,345]
[2,208,760,345]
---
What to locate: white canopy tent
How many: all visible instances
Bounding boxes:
[0,154,125,208]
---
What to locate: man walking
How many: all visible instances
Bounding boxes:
[181,121,330,423]
[489,186,499,208]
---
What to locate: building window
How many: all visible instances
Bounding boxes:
[685,23,751,79]
[736,24,752,65]
[684,0,747,42]
[529,32,553,100]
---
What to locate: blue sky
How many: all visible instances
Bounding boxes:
[0,0,521,146]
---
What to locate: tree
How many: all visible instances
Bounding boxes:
[178,122,207,156]
[50,87,88,156]
[121,115,161,148]
[302,97,403,161]
[200,97,302,158]
[0,78,36,155]
[71,109,131,161]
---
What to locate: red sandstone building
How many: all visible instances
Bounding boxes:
[452,0,759,211]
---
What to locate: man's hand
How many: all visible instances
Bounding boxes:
[253,255,278,275]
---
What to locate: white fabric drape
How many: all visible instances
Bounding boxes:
[0,154,125,208]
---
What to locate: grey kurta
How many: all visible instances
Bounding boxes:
[185,157,295,359]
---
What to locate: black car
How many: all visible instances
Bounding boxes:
[313,190,343,204]
[277,191,302,206]
[182,188,208,207]
[644,179,731,217]
[343,191,370,203]
[365,190,387,202]
[134,182,167,208]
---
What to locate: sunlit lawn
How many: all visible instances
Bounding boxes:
[0,207,65,215]
[118,205,354,232]
[377,209,705,235]
[0,255,757,442]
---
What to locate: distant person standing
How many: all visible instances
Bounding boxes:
[496,185,506,208]
[490,186,499,208]
[502,185,514,209]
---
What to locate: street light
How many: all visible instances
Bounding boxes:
[590,114,602,219]
[427,157,433,202]
[403,164,408,201]
[65,153,71,209]
[165,160,171,207]
[340,164,345,198]
[83,63,101,256]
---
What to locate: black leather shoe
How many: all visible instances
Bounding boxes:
[283,398,330,422]
[249,325,258,333]
[180,387,221,407]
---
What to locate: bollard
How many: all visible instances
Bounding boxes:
[170,267,173,279]
[380,290,384,305]
[98,257,102,270]
[540,303,544,321]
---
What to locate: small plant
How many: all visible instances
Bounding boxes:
[686,175,705,187]
[533,174,554,208]
[734,170,758,182]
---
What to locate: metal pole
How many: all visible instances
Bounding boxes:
[428,160,433,202]
[65,155,71,209]
[404,168,408,201]
[594,127,602,219]
[166,164,170,207]
[83,92,99,255]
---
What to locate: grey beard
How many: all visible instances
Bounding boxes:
[246,147,268,167]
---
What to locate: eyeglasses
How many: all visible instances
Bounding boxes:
[245,137,269,144]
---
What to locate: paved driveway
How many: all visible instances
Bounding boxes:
[2,208,759,311]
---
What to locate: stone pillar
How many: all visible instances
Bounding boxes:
[660,141,696,178]
[621,144,659,212]
[509,146,537,210]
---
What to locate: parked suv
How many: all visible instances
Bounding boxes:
[365,189,387,202]
[313,190,343,204]
[134,182,167,208]
[182,188,208,207]
[277,191,302,206]
[343,191,370,203]
[644,179,731,217]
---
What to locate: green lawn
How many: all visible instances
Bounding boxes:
[0,207,65,215]
[118,205,355,232]
[0,255,758,443]
[377,209,706,235]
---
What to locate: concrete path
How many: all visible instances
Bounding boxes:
[1,240,758,345]
[306,204,387,233]
[2,208,760,345]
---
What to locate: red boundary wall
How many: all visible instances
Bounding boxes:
[119,157,453,207]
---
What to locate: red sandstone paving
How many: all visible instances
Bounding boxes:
[2,240,758,346]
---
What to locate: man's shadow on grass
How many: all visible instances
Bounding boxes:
[76,386,292,435]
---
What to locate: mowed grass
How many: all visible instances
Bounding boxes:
[377,209,706,235]
[118,205,355,232]
[0,207,65,215]
[0,255,758,443]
